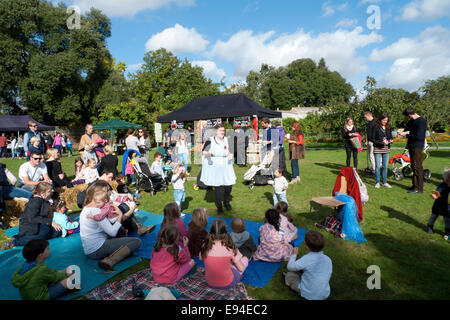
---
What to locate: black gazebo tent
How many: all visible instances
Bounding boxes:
[156,93,282,123]
[0,115,55,131]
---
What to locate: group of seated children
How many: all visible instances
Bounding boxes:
[148,200,332,300]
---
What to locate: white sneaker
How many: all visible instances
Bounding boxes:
[374,183,380,189]
[383,183,392,188]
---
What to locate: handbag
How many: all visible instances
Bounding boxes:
[125,161,134,175]
[350,136,361,149]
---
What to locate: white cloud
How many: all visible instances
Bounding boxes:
[369,25,450,90]
[210,27,383,82]
[192,60,226,80]
[72,0,195,17]
[322,1,348,17]
[358,0,382,6]
[398,0,450,21]
[335,18,358,28]
[322,1,335,16]
[127,63,143,73]
[145,24,209,53]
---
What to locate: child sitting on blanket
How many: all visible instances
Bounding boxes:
[230,217,257,260]
[253,209,296,262]
[275,201,298,240]
[11,239,78,300]
[71,157,86,185]
[200,219,249,290]
[150,224,196,284]
[187,207,209,258]
[52,200,79,237]
[159,202,187,240]
[284,230,332,300]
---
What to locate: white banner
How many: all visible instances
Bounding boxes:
[155,123,162,143]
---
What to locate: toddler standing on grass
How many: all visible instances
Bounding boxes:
[268,168,289,206]
[427,168,450,240]
[172,164,186,210]
[284,230,332,300]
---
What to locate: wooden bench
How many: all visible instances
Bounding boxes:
[310,176,347,214]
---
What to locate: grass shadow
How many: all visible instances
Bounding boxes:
[429,150,450,159]
[181,196,193,211]
[380,205,426,232]
[263,192,273,205]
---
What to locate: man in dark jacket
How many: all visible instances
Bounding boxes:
[398,108,427,194]
[364,112,376,175]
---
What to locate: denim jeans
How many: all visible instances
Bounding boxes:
[273,192,288,206]
[374,152,389,184]
[291,159,299,178]
[14,224,62,247]
[179,153,189,171]
[0,186,32,200]
[174,189,186,209]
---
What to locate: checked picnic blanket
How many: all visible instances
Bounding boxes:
[85,266,252,300]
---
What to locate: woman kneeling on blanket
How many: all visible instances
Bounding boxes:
[79,181,143,271]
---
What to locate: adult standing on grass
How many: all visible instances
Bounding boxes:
[78,124,100,163]
[15,134,24,159]
[364,111,376,176]
[287,121,305,184]
[201,124,236,214]
[52,132,63,157]
[137,128,151,164]
[24,121,45,161]
[341,118,359,169]
[372,114,393,189]
[79,186,142,271]
[397,108,427,194]
[0,133,8,158]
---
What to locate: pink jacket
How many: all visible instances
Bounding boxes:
[150,244,191,284]
[52,136,62,147]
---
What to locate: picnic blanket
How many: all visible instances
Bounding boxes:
[131,211,308,288]
[0,214,142,300]
[85,266,251,300]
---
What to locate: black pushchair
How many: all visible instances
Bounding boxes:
[129,152,168,196]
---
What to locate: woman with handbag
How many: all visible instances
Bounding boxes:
[341,118,359,169]
[287,121,305,184]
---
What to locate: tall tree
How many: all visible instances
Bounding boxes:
[0,0,112,125]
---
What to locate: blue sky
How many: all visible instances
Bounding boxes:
[62,0,449,95]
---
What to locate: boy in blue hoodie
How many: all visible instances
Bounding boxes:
[11,239,77,300]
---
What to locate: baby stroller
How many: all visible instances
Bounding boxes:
[124,149,168,196]
[389,143,431,181]
[243,150,275,190]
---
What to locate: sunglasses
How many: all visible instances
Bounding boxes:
[32,157,43,161]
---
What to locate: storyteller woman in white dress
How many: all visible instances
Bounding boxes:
[200,124,236,214]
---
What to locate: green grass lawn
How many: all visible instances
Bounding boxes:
[1,147,449,300]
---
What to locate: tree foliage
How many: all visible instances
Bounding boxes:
[0,0,112,125]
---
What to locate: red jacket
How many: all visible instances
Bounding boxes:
[333,167,363,221]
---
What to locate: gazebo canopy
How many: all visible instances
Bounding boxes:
[0,115,55,131]
[156,93,282,123]
[93,119,142,130]
[94,119,142,146]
